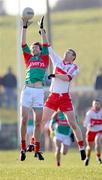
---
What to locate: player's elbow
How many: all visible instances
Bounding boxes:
[67,75,72,81]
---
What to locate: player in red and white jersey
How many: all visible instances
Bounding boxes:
[84,99,102,166]
[48,47,79,94]
[42,35,86,161]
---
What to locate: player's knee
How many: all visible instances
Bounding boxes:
[56,147,61,153]
[21,116,28,126]
[35,121,41,129]
[95,143,99,149]
[86,145,91,151]
[70,123,77,130]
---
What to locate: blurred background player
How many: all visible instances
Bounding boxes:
[84,99,102,166]
[19,16,49,161]
[44,119,53,152]
[49,111,74,166]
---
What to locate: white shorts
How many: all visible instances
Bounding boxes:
[20,86,44,108]
[54,132,71,146]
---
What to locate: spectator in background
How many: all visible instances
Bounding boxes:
[2,67,17,109]
[0,76,4,107]
[94,68,102,99]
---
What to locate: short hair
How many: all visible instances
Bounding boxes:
[93,99,101,103]
[30,42,42,51]
[92,99,102,105]
[68,48,76,60]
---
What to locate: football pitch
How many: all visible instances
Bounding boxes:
[0,149,102,180]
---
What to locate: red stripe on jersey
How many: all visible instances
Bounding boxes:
[23,52,32,67]
[40,54,49,66]
[67,75,72,81]
[41,43,50,47]
[91,119,102,125]
[55,67,72,81]
[55,67,67,74]
[27,60,48,69]
[68,65,78,75]
[54,113,69,126]
[56,119,69,126]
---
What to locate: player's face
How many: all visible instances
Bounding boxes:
[63,50,75,63]
[92,101,101,111]
[31,44,41,55]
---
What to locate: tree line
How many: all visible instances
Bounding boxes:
[52,0,102,12]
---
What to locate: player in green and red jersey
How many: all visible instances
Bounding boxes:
[50,111,74,166]
[20,16,49,161]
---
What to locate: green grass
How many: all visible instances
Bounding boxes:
[0,108,17,124]
[0,149,102,180]
[0,8,102,85]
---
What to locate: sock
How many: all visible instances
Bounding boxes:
[35,142,40,153]
[96,153,101,158]
[21,140,26,151]
[77,140,84,151]
[57,162,60,166]
[30,136,35,145]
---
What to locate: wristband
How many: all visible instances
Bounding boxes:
[52,74,55,78]
[39,29,46,35]
[48,74,55,79]
[23,25,28,29]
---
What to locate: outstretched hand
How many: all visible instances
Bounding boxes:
[22,18,33,28]
[38,16,44,29]
[38,16,46,35]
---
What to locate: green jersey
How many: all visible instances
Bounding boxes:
[22,43,49,84]
[50,111,72,136]
[27,111,34,126]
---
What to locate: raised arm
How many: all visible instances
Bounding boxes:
[38,16,62,66]
[40,29,48,44]
[21,19,33,65]
[21,19,27,45]
[38,16,49,44]
[21,19,32,45]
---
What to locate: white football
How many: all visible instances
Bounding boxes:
[22,7,34,20]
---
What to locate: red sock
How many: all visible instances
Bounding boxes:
[35,142,40,153]
[96,153,101,158]
[30,137,35,145]
[21,140,26,151]
[77,140,84,150]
